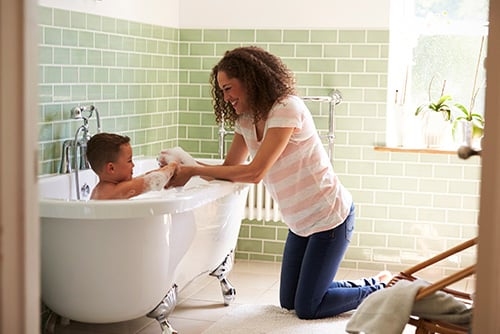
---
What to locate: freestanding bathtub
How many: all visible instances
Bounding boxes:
[39,158,250,333]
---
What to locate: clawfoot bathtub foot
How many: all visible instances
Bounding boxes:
[210,250,237,306]
[219,277,237,306]
[43,310,59,334]
[147,284,178,334]
[43,311,71,334]
[157,318,178,334]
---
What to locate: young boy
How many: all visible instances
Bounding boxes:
[86,132,176,199]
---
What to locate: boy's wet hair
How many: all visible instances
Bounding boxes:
[86,132,130,173]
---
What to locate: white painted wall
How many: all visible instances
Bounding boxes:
[179,0,390,29]
[38,0,180,27]
[38,0,390,29]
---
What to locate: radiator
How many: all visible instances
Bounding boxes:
[245,181,282,222]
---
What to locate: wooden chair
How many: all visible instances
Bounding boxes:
[387,237,477,334]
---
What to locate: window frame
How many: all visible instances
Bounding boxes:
[386,0,489,149]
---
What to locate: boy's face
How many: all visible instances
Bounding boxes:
[112,143,134,182]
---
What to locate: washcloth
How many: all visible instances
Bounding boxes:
[158,146,199,167]
[346,279,471,334]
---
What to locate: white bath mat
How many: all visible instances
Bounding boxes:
[201,304,353,334]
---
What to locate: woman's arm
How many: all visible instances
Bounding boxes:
[167,127,294,187]
[223,133,250,166]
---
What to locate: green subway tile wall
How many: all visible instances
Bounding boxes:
[38,6,180,175]
[38,6,481,273]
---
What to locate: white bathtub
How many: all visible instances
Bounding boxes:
[39,158,249,331]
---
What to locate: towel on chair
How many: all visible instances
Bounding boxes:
[345,279,471,334]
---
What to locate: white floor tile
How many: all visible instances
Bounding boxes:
[45,260,474,334]
[170,298,236,322]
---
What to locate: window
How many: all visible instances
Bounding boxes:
[387,0,489,148]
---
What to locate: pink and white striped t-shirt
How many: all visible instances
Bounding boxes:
[235,95,353,237]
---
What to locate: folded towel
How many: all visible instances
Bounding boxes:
[346,279,425,334]
[412,288,472,325]
[346,279,471,334]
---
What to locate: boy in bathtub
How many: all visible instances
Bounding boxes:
[86,132,177,199]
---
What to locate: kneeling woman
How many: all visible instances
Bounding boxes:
[163,46,390,319]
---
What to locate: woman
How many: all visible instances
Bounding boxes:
[164,46,390,319]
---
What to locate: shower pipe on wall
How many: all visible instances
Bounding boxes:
[217,89,343,162]
[302,89,342,163]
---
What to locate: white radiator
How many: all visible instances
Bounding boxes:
[245,181,282,222]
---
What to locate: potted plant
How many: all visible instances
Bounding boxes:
[451,35,486,148]
[415,94,453,121]
[414,92,454,148]
[452,102,485,147]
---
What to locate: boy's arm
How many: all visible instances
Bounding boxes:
[91,177,149,199]
[91,164,176,199]
[90,178,145,200]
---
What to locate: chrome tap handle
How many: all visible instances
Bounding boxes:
[71,104,101,134]
[58,140,73,174]
[77,140,90,170]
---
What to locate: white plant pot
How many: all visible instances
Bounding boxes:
[454,119,473,147]
[421,111,452,148]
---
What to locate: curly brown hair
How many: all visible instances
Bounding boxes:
[210,46,296,127]
[86,132,130,173]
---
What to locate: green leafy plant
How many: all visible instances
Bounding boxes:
[451,35,487,143]
[452,102,485,139]
[415,94,453,121]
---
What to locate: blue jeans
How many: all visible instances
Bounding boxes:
[279,204,384,319]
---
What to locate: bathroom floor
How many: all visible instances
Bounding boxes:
[47,260,475,334]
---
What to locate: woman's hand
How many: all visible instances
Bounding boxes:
[165,164,193,188]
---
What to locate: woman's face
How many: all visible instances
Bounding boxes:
[217,71,249,115]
